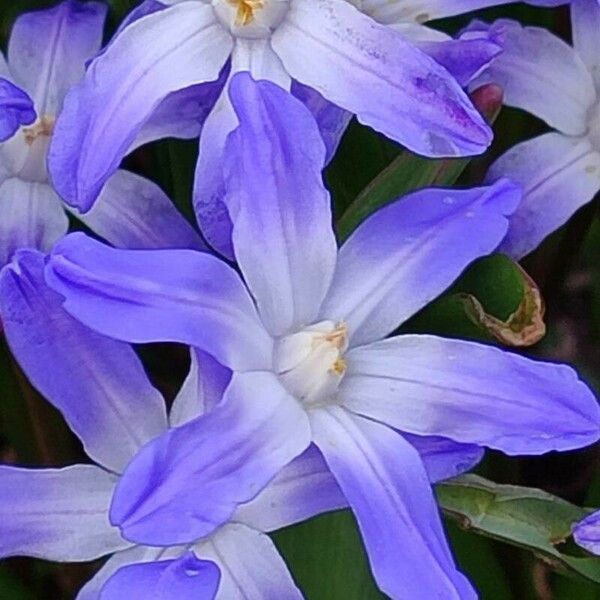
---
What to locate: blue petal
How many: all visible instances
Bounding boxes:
[0,78,36,141]
[100,552,220,600]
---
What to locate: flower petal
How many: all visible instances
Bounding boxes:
[7,0,107,114]
[110,372,311,546]
[224,73,337,336]
[489,133,600,259]
[402,434,484,484]
[0,464,126,561]
[342,334,600,454]
[77,546,167,600]
[0,78,36,141]
[235,444,347,532]
[272,0,491,157]
[73,169,206,251]
[0,179,67,267]
[291,81,351,164]
[0,250,169,472]
[169,349,232,428]
[48,2,232,212]
[196,524,302,600]
[320,179,520,347]
[193,39,289,258]
[573,510,600,556]
[100,552,220,600]
[45,233,272,371]
[571,0,600,89]
[311,407,476,599]
[470,19,597,135]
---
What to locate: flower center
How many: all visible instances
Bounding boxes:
[213,0,289,39]
[1,114,55,182]
[589,102,600,151]
[274,321,349,406]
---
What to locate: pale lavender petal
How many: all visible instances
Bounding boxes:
[573,510,600,556]
[0,250,168,472]
[110,372,311,545]
[169,349,231,427]
[403,434,484,483]
[0,78,36,141]
[100,552,220,600]
[45,233,273,371]
[0,179,67,267]
[571,0,600,89]
[320,179,520,347]
[469,19,597,135]
[489,133,600,259]
[196,524,301,600]
[235,444,347,532]
[272,0,491,157]
[292,81,351,163]
[224,73,337,336]
[342,334,600,454]
[77,546,167,600]
[8,0,107,114]
[311,407,476,599]
[48,3,232,212]
[360,0,564,23]
[193,39,289,258]
[0,464,127,561]
[74,169,206,251]
[416,31,502,87]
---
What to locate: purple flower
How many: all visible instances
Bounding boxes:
[45,74,600,599]
[0,78,36,142]
[0,249,350,599]
[471,2,600,258]
[47,0,508,257]
[0,0,205,270]
[574,510,600,556]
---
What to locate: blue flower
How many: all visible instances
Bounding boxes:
[44,74,600,599]
[471,2,600,258]
[46,0,512,257]
[0,0,205,270]
[0,252,348,599]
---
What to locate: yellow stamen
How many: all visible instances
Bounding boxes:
[323,322,348,350]
[330,357,347,376]
[228,0,264,26]
[23,115,55,146]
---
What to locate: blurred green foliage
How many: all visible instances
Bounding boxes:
[0,1,598,599]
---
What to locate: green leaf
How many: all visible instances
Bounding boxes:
[337,84,504,240]
[438,474,600,585]
[0,565,36,600]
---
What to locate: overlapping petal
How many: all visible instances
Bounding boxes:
[470,19,597,135]
[0,465,126,561]
[571,0,600,89]
[273,0,491,157]
[311,406,476,600]
[342,335,600,454]
[46,233,273,371]
[110,372,311,545]
[490,133,600,259]
[196,524,302,600]
[74,169,206,251]
[573,510,600,556]
[0,78,35,142]
[0,250,168,472]
[235,445,347,533]
[48,2,232,212]
[224,74,337,336]
[7,0,107,114]
[319,179,521,347]
[100,552,220,600]
[0,179,67,266]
